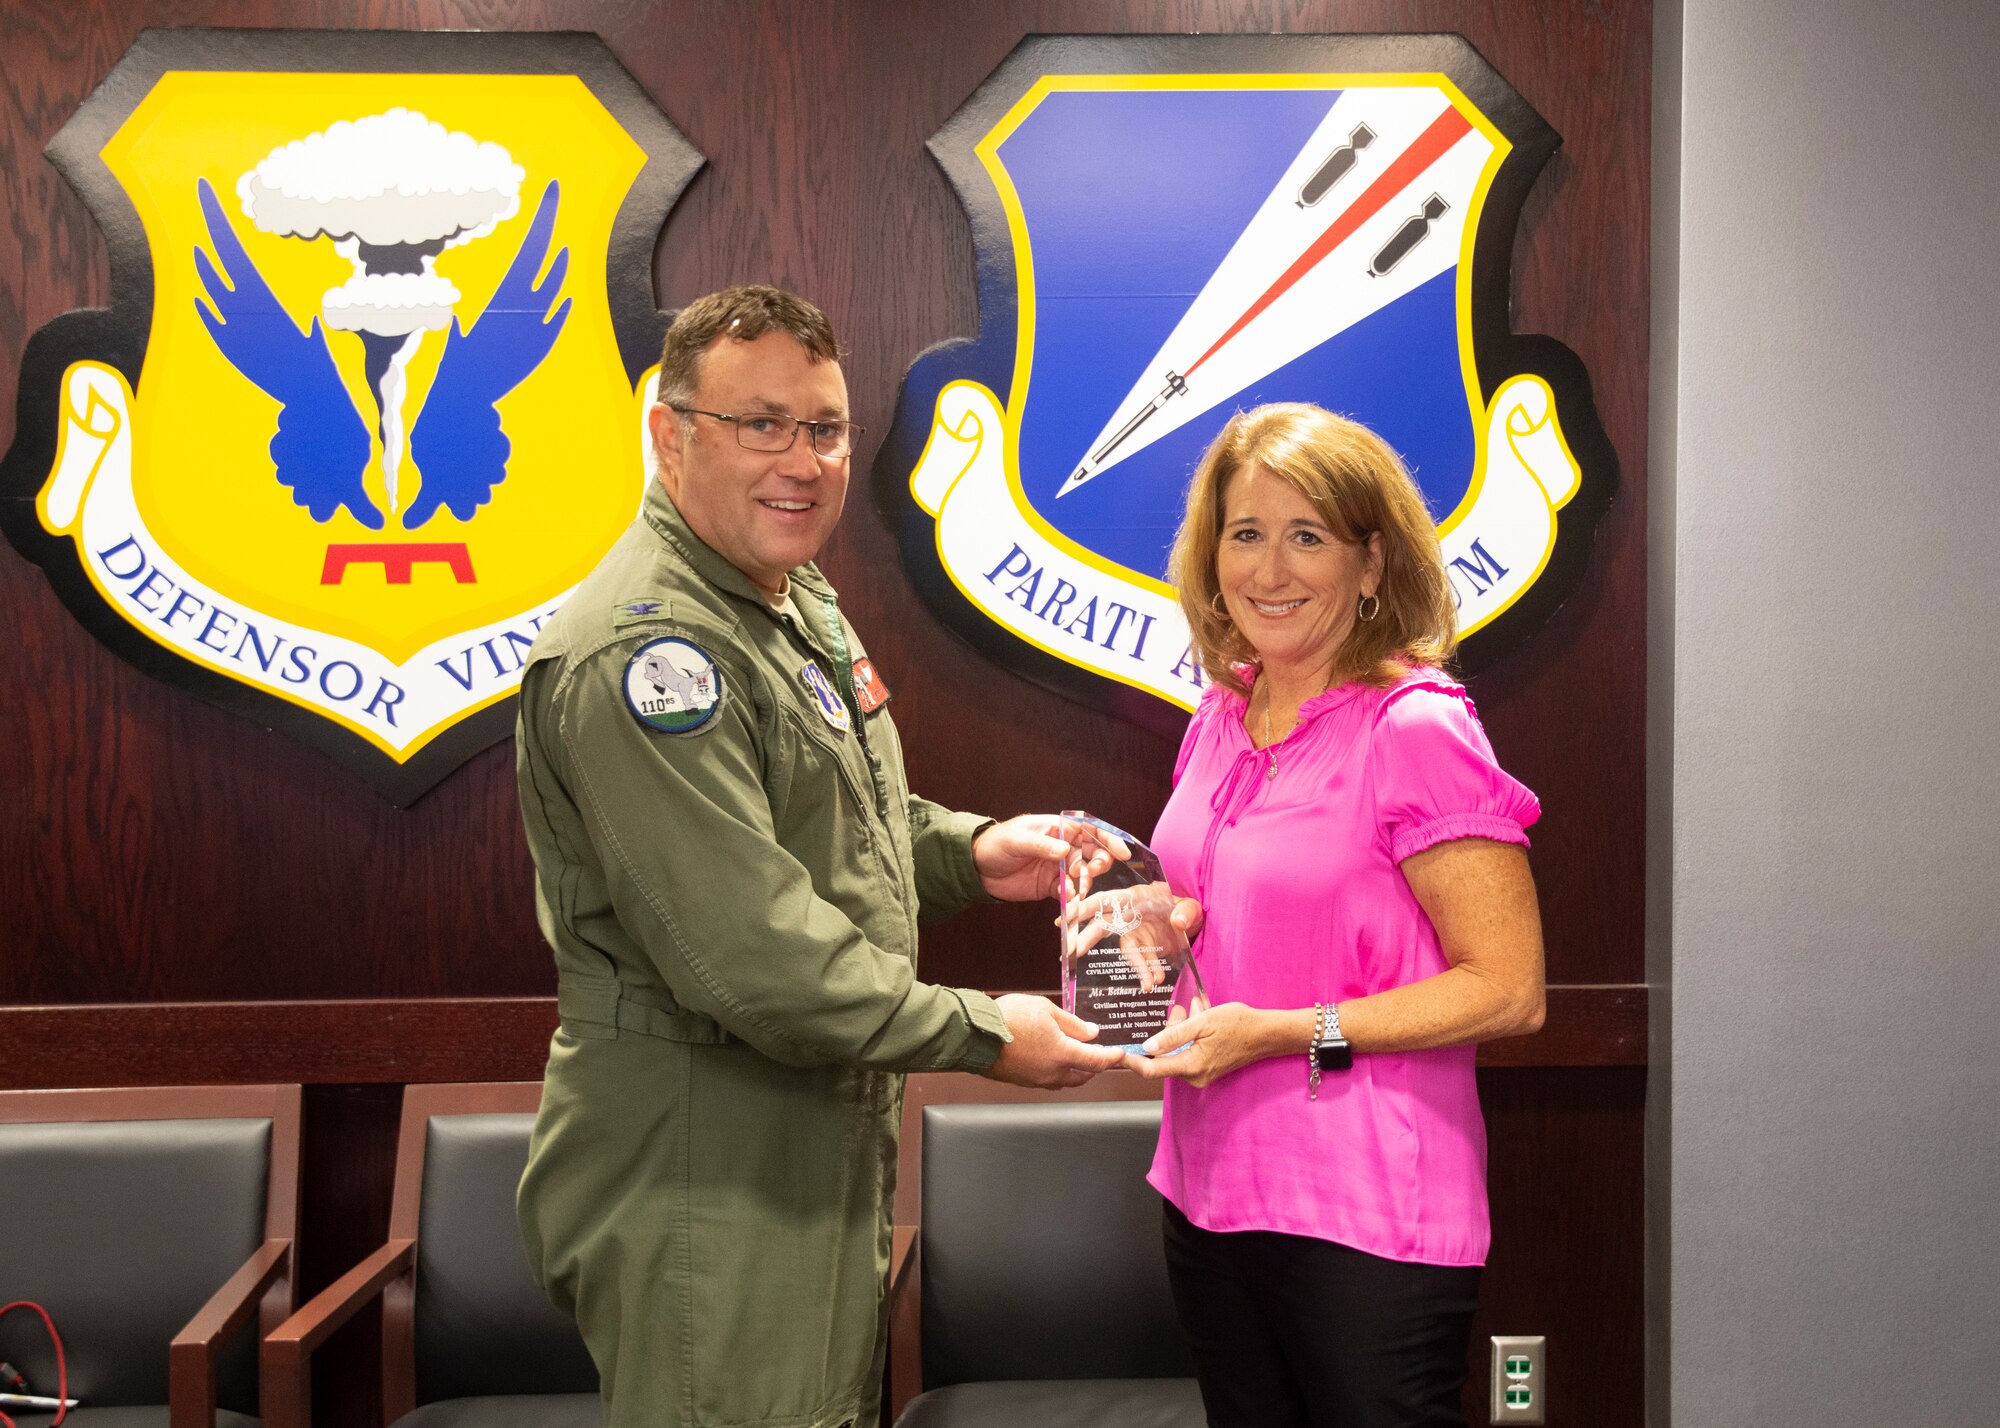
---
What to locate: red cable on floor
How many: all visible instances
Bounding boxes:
[0,1300,68,1426]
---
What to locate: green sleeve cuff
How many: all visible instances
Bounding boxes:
[946,988,1012,1073]
[913,809,996,918]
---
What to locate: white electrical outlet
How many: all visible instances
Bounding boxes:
[1489,1335,1546,1424]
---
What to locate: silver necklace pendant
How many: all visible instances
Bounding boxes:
[1265,749,1278,779]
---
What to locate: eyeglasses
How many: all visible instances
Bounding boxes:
[671,407,863,459]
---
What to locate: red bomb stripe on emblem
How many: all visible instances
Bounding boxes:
[874,35,1615,737]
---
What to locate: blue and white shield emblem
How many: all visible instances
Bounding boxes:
[877,35,1613,727]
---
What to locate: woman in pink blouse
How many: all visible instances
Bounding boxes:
[1127,404,1546,1428]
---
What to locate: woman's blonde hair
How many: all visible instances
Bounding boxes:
[1168,403,1458,695]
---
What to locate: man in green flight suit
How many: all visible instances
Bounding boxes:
[514,286,1126,1428]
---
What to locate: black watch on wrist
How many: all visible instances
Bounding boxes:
[1314,1002,1353,1071]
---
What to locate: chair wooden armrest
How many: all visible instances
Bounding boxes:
[261,1239,417,1428]
[891,1224,918,1288]
[887,1225,922,1423]
[168,1237,292,1428]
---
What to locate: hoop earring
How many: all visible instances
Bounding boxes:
[1357,593,1381,622]
[1210,591,1231,623]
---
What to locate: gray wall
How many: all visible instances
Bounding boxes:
[1658,0,2000,1422]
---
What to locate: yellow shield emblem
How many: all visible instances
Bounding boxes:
[3,31,700,802]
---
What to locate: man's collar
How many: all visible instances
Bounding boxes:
[641,478,835,605]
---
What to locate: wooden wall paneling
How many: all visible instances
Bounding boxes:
[1,4,1649,1425]
[298,1082,401,1428]
[0,998,561,1088]
[1,0,1647,1005]
[0,985,1642,1088]
[1476,1066,1648,1428]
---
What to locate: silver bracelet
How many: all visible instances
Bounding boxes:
[1308,1001,1326,1100]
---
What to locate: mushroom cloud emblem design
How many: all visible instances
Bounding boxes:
[0,32,704,805]
[194,108,571,532]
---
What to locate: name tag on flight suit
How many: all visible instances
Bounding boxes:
[850,657,891,712]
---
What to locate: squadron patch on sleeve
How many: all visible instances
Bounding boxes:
[625,637,723,734]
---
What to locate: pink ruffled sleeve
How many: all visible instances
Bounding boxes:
[1369,679,1540,863]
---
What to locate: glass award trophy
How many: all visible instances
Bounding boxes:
[1058,811,1207,1054]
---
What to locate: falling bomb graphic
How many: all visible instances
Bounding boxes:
[236,108,525,517]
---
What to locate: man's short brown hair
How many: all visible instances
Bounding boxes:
[656,285,840,409]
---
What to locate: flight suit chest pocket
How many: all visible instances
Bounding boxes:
[773,702,873,840]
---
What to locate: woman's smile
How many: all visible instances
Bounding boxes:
[1216,464,1381,678]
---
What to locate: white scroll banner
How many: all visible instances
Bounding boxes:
[913,381,1206,709]
[911,374,1580,710]
[36,360,583,758]
[1439,374,1583,639]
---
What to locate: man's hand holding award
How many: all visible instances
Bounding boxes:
[1057,812,1208,1055]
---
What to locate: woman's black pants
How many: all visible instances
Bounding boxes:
[1163,1200,1480,1428]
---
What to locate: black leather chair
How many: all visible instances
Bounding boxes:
[264,1083,597,1428]
[891,1100,1204,1428]
[0,1084,301,1428]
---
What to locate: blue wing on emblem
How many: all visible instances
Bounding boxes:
[193,178,381,530]
[405,181,572,528]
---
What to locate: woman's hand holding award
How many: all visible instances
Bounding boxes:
[1057,812,1208,1054]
